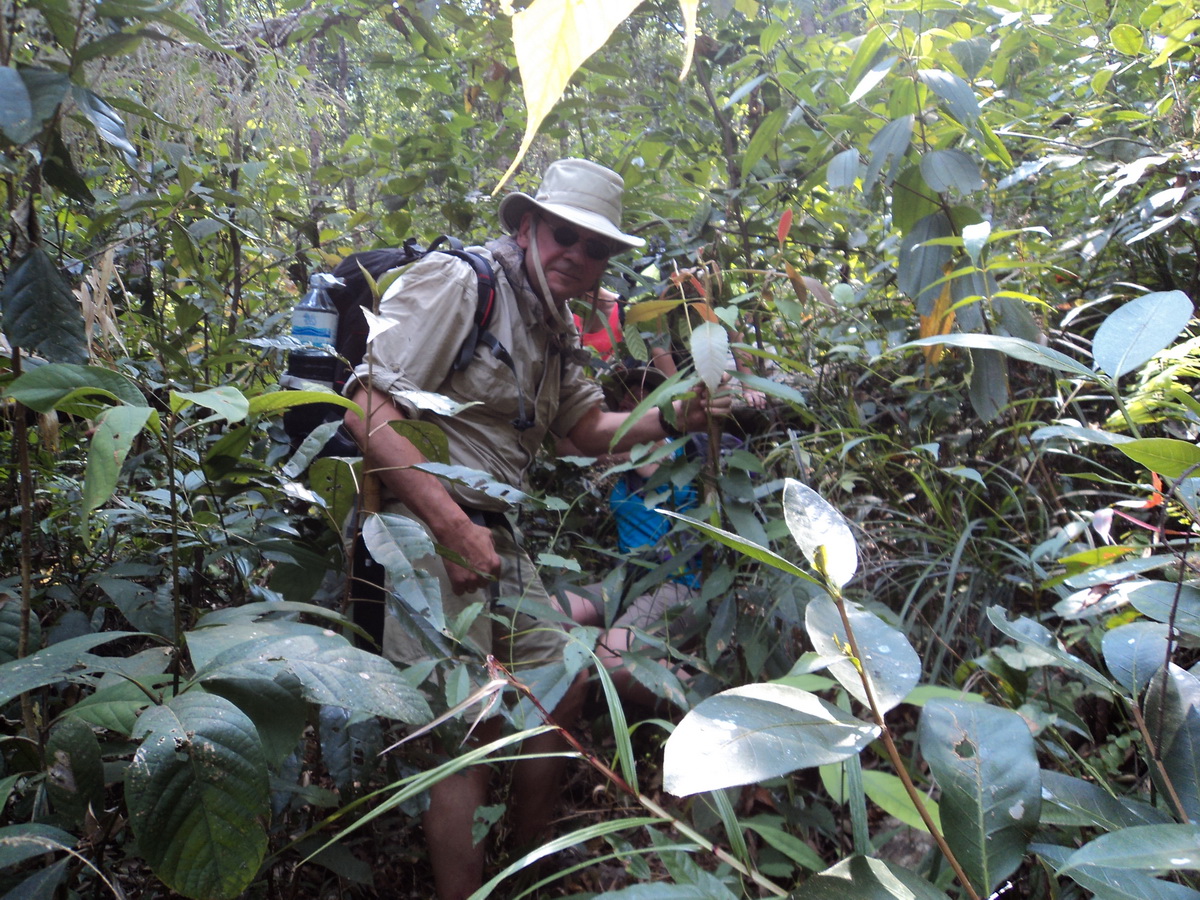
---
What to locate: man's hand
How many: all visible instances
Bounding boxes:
[438,520,502,595]
[682,374,735,430]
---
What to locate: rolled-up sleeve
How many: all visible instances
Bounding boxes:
[347,254,477,418]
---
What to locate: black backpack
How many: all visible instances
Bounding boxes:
[283,235,530,456]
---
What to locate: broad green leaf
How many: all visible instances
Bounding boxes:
[827,148,861,190]
[202,674,309,768]
[741,107,786,178]
[0,823,77,868]
[897,212,954,315]
[363,512,443,634]
[83,404,155,513]
[950,37,990,78]
[662,683,879,797]
[71,86,136,158]
[1039,770,1172,830]
[1102,622,1171,695]
[390,419,450,464]
[413,462,527,504]
[1117,437,1200,479]
[172,385,250,422]
[0,66,33,143]
[1060,824,1200,874]
[196,599,355,630]
[1092,290,1192,379]
[127,692,269,900]
[919,699,1041,894]
[14,68,70,146]
[4,362,146,414]
[66,677,164,734]
[967,348,1008,423]
[498,0,643,189]
[861,768,941,833]
[0,595,39,665]
[319,706,383,792]
[864,115,913,192]
[192,623,432,724]
[44,717,105,826]
[1031,424,1135,446]
[846,55,897,104]
[0,249,88,364]
[791,854,950,899]
[690,321,729,392]
[899,334,1097,380]
[921,149,984,194]
[917,69,979,122]
[247,389,359,417]
[1035,842,1200,900]
[1111,23,1145,55]
[892,166,939,234]
[45,125,95,203]
[782,479,857,588]
[0,631,141,706]
[805,594,919,713]
[307,455,360,530]
[1125,581,1200,636]
[1143,664,1200,822]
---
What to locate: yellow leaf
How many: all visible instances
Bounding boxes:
[678,0,699,80]
[690,301,719,324]
[917,269,955,366]
[785,261,809,305]
[625,298,687,324]
[496,0,644,193]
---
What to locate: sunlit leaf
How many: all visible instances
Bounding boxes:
[782,479,857,589]
[1093,290,1192,380]
[1118,438,1200,479]
[690,320,728,391]
[84,404,155,514]
[792,854,950,899]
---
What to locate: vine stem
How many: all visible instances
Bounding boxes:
[496,661,790,898]
[829,590,983,900]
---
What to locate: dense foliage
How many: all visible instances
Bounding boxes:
[2,0,1199,897]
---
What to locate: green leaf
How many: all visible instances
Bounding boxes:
[1092,290,1192,380]
[70,86,136,157]
[662,683,879,797]
[1117,438,1200,479]
[783,479,857,588]
[950,37,990,78]
[846,55,897,104]
[986,606,1117,690]
[389,419,450,464]
[1060,824,1200,874]
[1102,622,1171,696]
[362,512,444,634]
[246,388,359,418]
[75,30,146,64]
[892,166,939,233]
[805,595,919,713]
[1031,424,1135,446]
[0,595,39,665]
[44,717,105,826]
[967,348,1008,423]
[864,115,913,192]
[917,69,979,122]
[173,385,250,423]
[919,699,1041,894]
[861,768,941,832]
[921,149,984,193]
[743,820,826,871]
[0,66,33,144]
[0,823,77,868]
[192,623,432,725]
[202,675,309,768]
[127,692,269,900]
[1111,23,1145,55]
[658,509,821,586]
[899,333,1097,380]
[791,854,950,899]
[1124,581,1200,637]
[1039,770,1172,830]
[44,124,95,203]
[897,212,954,315]
[827,148,860,190]
[0,249,88,364]
[67,677,163,734]
[1034,843,1200,900]
[319,706,383,792]
[0,631,142,706]
[740,107,786,178]
[4,362,146,413]
[13,68,70,146]
[1143,664,1200,822]
[83,404,155,514]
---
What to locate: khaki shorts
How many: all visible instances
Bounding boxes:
[381,512,570,671]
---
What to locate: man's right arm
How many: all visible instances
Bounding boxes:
[343,384,501,595]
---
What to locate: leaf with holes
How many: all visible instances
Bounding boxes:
[127,692,269,900]
[919,699,1041,895]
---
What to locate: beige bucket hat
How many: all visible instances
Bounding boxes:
[498,158,645,250]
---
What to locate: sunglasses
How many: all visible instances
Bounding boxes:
[545,221,619,261]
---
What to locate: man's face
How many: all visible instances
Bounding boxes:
[516,213,617,303]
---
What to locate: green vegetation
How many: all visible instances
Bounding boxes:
[2,0,1199,897]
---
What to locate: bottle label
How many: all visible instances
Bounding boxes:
[292,309,337,348]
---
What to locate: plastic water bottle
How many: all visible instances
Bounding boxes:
[290,273,341,351]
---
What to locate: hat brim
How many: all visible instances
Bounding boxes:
[499,193,645,250]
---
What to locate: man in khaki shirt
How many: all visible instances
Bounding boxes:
[344,158,730,900]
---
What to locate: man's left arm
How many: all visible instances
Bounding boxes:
[566,378,733,456]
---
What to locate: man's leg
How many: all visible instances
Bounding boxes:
[423,717,501,900]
